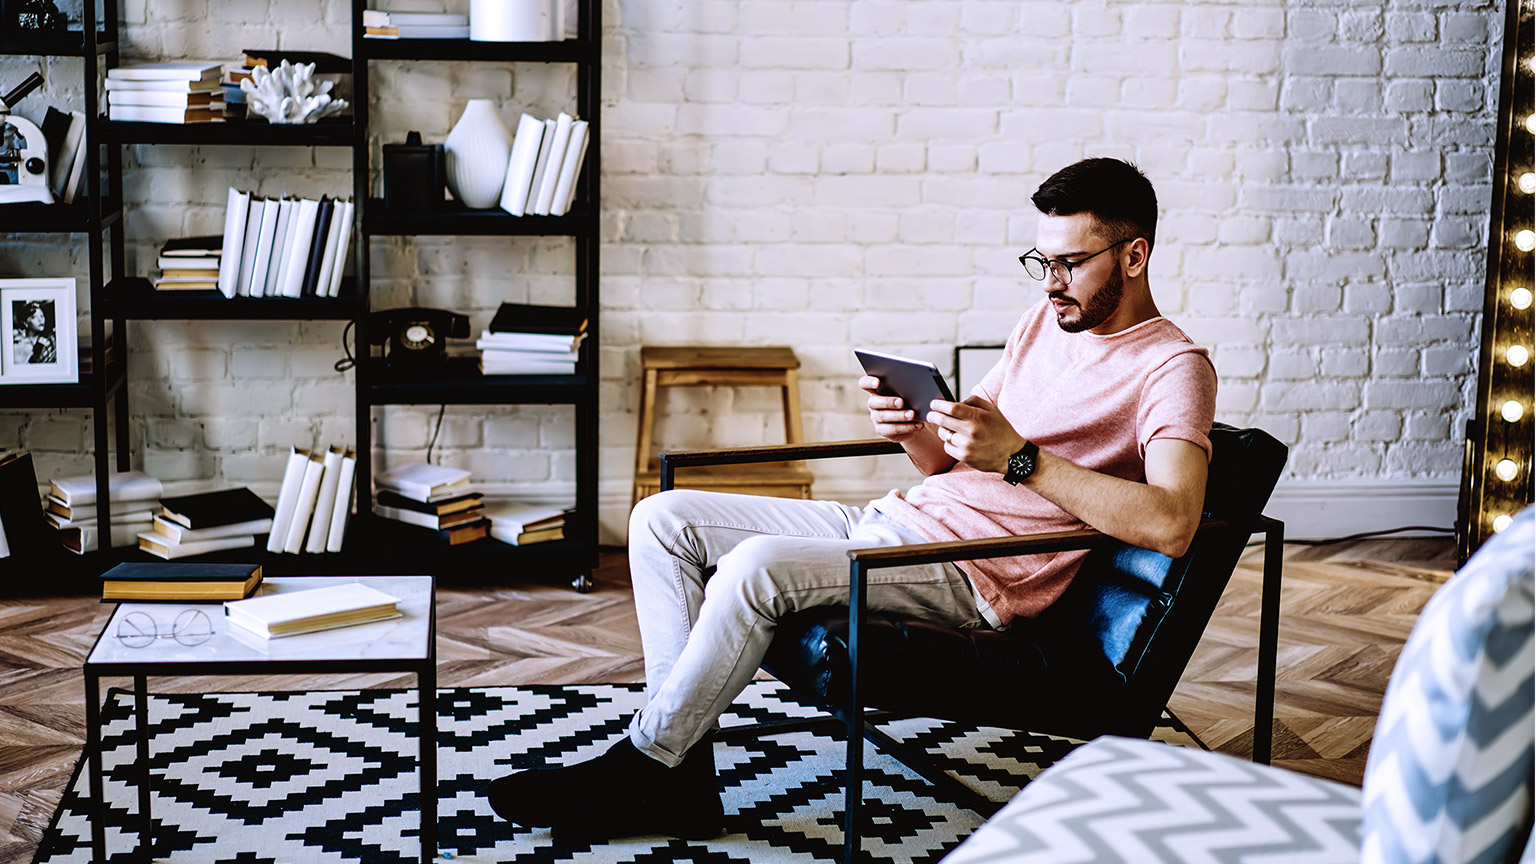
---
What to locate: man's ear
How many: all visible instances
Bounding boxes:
[1121,237,1151,279]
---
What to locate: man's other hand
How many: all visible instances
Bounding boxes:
[860,375,925,442]
[925,395,1026,473]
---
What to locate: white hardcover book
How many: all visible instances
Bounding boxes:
[322,200,354,297]
[108,89,223,107]
[532,113,573,215]
[480,356,578,375]
[235,197,265,296]
[498,114,545,216]
[244,199,280,298]
[62,112,89,204]
[278,198,320,298]
[375,461,472,502]
[325,448,357,553]
[312,200,346,299]
[50,470,162,506]
[362,9,391,26]
[524,119,558,213]
[217,188,250,298]
[475,332,583,352]
[139,532,258,560]
[265,198,297,297]
[48,508,156,530]
[49,110,86,200]
[151,514,273,544]
[68,519,155,554]
[283,454,326,553]
[223,582,402,639]
[373,503,458,531]
[106,104,224,123]
[304,446,345,553]
[266,446,310,553]
[550,120,588,216]
[108,60,225,81]
[387,11,468,25]
[481,500,567,532]
[105,73,221,92]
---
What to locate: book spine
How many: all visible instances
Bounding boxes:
[264,198,296,297]
[266,447,309,553]
[499,114,545,216]
[301,198,334,298]
[305,446,344,553]
[283,454,326,553]
[325,449,357,553]
[279,197,320,298]
[235,197,265,297]
[323,200,354,297]
[247,200,281,298]
[532,113,573,216]
[217,188,249,299]
[550,120,588,217]
[524,119,558,215]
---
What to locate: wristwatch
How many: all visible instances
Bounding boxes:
[1004,440,1039,485]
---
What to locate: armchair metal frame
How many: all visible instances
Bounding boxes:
[660,438,1283,864]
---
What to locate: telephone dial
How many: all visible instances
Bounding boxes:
[369,307,469,377]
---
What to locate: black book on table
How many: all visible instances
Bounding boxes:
[301,197,334,297]
[487,304,589,336]
[375,488,482,517]
[100,561,263,602]
[0,453,49,560]
[160,488,276,530]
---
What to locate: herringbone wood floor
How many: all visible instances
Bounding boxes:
[0,538,1455,864]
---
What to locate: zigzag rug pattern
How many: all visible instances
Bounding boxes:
[33,681,1200,864]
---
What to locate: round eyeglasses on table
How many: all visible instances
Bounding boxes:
[115,609,214,648]
[1018,238,1130,285]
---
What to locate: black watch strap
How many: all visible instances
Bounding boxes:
[1004,440,1039,485]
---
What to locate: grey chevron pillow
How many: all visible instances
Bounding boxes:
[1360,506,1535,864]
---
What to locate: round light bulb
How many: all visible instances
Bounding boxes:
[1522,173,1536,194]
[1509,344,1531,367]
[1493,514,1513,533]
[1528,115,1536,134]
[1495,459,1520,481]
[1514,287,1535,310]
[1517,230,1536,252]
[1502,400,1524,422]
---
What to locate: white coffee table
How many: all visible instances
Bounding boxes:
[82,575,437,863]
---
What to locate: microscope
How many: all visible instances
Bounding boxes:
[0,73,53,205]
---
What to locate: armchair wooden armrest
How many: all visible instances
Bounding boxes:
[657,439,904,492]
[846,518,1230,570]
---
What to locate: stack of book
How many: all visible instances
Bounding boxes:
[46,470,163,554]
[477,304,586,375]
[500,111,590,217]
[138,488,275,559]
[483,500,570,546]
[39,106,87,204]
[363,9,470,38]
[374,462,488,545]
[101,561,263,602]
[106,61,225,124]
[216,188,355,299]
[268,446,358,554]
[153,235,222,291]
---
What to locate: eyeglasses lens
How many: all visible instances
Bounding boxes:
[172,609,213,646]
[117,612,156,649]
[1020,256,1046,281]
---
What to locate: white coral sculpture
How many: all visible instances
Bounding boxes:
[240,60,350,124]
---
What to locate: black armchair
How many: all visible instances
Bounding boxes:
[658,423,1288,863]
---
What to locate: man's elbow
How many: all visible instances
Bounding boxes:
[1150,512,1201,559]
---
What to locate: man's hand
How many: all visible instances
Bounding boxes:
[860,375,925,442]
[925,396,1026,473]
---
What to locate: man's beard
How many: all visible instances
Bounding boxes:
[1053,261,1124,333]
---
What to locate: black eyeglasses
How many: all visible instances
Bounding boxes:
[1018,239,1130,285]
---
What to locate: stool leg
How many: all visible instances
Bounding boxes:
[782,369,804,444]
[634,368,659,506]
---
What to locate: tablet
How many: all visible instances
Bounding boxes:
[854,348,956,423]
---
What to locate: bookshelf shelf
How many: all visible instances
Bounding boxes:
[365,358,588,405]
[359,36,592,64]
[363,201,590,237]
[104,118,354,146]
[0,32,112,56]
[104,278,361,320]
[0,361,125,409]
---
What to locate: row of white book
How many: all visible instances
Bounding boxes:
[215,189,355,298]
[499,112,589,216]
[105,62,225,124]
[477,328,584,375]
[268,446,359,554]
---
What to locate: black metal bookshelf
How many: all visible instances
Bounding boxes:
[0,32,113,56]
[103,118,353,147]
[363,201,589,237]
[103,278,361,320]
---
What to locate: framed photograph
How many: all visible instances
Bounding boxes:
[0,278,77,384]
[954,344,1005,399]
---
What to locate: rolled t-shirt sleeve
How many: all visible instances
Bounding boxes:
[1137,351,1217,462]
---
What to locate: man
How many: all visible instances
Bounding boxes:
[487,157,1217,842]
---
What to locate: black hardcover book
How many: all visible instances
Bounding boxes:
[100,562,263,602]
[301,197,333,297]
[487,304,589,336]
[160,488,276,530]
[242,49,351,74]
[41,107,71,168]
[162,235,223,255]
[101,562,261,582]
[0,452,49,560]
[376,489,483,516]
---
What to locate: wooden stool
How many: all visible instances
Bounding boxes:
[633,346,814,506]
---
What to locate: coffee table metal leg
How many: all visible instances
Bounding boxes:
[85,671,106,863]
[419,667,437,863]
[134,674,151,859]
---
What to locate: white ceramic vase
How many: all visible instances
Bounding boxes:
[444,99,513,209]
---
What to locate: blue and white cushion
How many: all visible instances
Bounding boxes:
[941,736,1361,863]
[1360,507,1535,864]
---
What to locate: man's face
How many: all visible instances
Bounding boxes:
[1033,213,1126,334]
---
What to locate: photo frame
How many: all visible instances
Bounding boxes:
[0,278,77,384]
[954,344,1005,399]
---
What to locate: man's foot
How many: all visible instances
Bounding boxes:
[486,737,722,841]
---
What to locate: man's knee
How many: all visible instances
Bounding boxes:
[629,490,705,546]
[710,535,800,613]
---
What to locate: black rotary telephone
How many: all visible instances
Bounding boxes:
[368,307,469,376]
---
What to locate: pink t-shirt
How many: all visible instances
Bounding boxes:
[874,299,1217,625]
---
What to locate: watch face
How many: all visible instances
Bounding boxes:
[401,322,435,350]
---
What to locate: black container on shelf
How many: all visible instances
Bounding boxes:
[382,131,445,213]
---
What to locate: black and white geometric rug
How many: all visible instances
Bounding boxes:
[34,681,1202,864]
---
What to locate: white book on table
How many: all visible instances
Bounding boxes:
[266,447,310,553]
[305,446,345,554]
[524,119,558,214]
[224,582,402,639]
[322,199,354,297]
[238,197,272,297]
[550,120,588,216]
[49,470,162,506]
[531,113,573,215]
[498,114,545,216]
[217,187,250,298]
[277,197,319,298]
[325,448,357,552]
[283,453,326,553]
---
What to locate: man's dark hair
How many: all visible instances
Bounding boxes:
[1031,158,1158,254]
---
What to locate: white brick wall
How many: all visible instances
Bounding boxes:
[0,0,1501,542]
